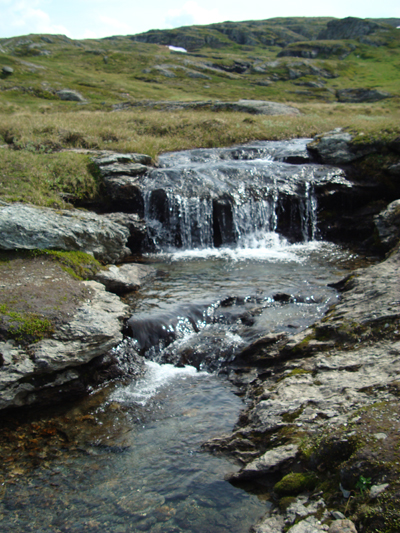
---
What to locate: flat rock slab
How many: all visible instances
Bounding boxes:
[0,202,130,263]
[227,444,299,480]
[113,99,300,116]
[95,263,155,294]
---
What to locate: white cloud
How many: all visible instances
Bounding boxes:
[0,0,69,36]
[166,1,221,28]
[98,15,131,33]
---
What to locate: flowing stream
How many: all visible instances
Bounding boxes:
[0,140,359,532]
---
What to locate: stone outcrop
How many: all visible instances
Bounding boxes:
[0,201,130,263]
[0,281,131,410]
[336,88,391,103]
[113,99,300,116]
[317,17,380,40]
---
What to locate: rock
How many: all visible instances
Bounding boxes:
[328,519,357,533]
[374,199,400,250]
[103,212,147,253]
[388,163,400,176]
[56,89,86,102]
[288,515,329,532]
[90,153,152,213]
[0,202,130,263]
[113,99,300,116]
[331,512,346,520]
[0,281,129,410]
[95,263,155,294]
[318,17,380,40]
[250,515,285,533]
[307,129,376,164]
[227,444,299,481]
[2,66,13,75]
[336,88,391,103]
[369,483,389,498]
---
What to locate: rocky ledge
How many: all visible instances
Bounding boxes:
[203,241,400,532]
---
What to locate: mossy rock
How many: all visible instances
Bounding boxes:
[274,472,317,496]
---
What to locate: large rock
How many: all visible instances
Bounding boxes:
[0,281,130,410]
[0,202,130,263]
[336,88,391,103]
[56,89,86,102]
[374,199,400,250]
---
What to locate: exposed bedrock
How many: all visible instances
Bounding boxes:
[0,201,131,263]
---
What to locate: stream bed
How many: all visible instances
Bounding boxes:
[0,238,357,533]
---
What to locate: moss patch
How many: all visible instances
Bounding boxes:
[274,472,317,496]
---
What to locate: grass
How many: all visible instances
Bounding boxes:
[0,102,399,207]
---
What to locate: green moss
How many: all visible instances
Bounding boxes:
[31,249,102,279]
[1,304,54,343]
[282,406,304,423]
[274,472,317,496]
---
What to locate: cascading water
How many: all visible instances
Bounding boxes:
[140,139,349,252]
[1,140,358,533]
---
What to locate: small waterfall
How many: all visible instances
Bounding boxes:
[137,140,347,252]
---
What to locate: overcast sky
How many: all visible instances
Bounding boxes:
[0,0,399,40]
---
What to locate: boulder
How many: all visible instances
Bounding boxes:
[56,89,86,102]
[2,66,13,75]
[0,281,130,410]
[374,199,400,250]
[0,202,130,263]
[336,88,391,103]
[95,263,155,294]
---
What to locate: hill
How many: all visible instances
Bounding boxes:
[0,16,399,111]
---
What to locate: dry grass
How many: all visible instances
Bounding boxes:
[0,102,399,206]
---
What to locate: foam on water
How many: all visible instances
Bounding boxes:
[154,231,323,262]
[111,361,200,406]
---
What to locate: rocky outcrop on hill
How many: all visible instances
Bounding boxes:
[278,42,355,60]
[336,88,391,103]
[0,201,131,263]
[317,17,380,40]
[113,99,300,116]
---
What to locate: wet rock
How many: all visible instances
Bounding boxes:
[95,263,155,294]
[102,212,147,253]
[336,88,391,103]
[227,444,299,481]
[328,519,357,533]
[0,202,130,263]
[0,281,129,409]
[56,89,86,102]
[374,199,400,250]
[306,129,370,164]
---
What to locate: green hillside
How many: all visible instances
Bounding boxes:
[0,16,399,208]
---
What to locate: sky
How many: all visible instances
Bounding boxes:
[0,0,399,40]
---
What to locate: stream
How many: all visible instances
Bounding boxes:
[0,140,359,532]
